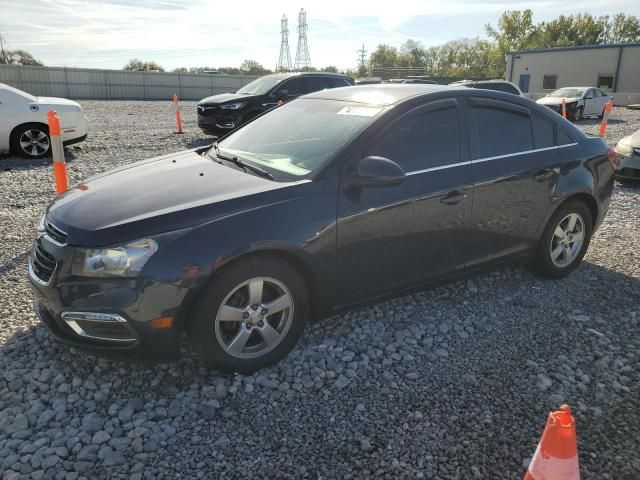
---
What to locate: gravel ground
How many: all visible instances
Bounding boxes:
[1,102,639,479]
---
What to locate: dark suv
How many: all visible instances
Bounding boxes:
[197,72,354,136]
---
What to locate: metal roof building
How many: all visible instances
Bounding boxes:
[506,42,640,105]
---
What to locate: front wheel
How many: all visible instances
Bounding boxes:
[11,124,51,158]
[531,201,593,278]
[188,256,308,373]
[572,107,583,122]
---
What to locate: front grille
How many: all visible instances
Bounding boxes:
[619,168,640,179]
[197,105,218,117]
[45,221,67,245]
[32,237,56,283]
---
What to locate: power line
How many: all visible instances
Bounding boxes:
[276,14,292,72]
[357,44,367,72]
[294,8,311,70]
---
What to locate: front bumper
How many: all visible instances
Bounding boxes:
[197,109,239,135]
[29,234,190,362]
[614,146,640,180]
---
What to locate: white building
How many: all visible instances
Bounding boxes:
[505,42,640,105]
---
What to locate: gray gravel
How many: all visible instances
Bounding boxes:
[1,102,640,479]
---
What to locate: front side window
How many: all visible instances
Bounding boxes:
[279,78,305,96]
[543,75,557,90]
[328,77,350,88]
[304,77,330,93]
[366,105,460,172]
[471,105,533,158]
[217,99,382,179]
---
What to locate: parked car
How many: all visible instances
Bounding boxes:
[614,129,640,182]
[537,87,611,121]
[448,79,523,96]
[400,79,438,84]
[30,85,615,373]
[0,83,88,158]
[197,72,354,136]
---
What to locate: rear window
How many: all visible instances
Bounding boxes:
[531,112,555,148]
[557,128,574,146]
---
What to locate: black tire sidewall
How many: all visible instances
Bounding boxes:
[573,107,583,121]
[11,124,51,159]
[188,256,308,374]
[533,201,593,278]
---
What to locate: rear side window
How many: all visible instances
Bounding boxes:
[531,112,555,148]
[367,104,460,172]
[471,105,533,158]
[304,77,330,93]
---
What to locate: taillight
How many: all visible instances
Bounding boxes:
[607,147,618,171]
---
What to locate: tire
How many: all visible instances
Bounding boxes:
[11,123,51,158]
[188,256,308,373]
[531,200,593,279]
[572,107,583,122]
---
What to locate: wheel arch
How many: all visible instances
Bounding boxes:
[539,192,598,242]
[180,248,319,333]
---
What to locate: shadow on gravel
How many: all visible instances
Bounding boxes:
[0,150,78,172]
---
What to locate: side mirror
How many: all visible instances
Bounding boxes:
[585,95,593,99]
[355,156,405,187]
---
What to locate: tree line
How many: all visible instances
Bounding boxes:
[367,11,640,79]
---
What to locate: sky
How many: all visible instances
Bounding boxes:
[1,0,639,71]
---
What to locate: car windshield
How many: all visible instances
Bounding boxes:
[236,76,284,95]
[549,88,585,98]
[215,99,384,179]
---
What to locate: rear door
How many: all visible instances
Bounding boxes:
[337,98,473,304]
[465,97,560,266]
[304,76,331,94]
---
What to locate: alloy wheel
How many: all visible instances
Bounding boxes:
[214,277,294,359]
[549,213,585,268]
[19,129,50,157]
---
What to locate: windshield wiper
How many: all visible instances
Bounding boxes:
[210,143,274,180]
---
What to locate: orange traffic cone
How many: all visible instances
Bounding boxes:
[524,404,579,480]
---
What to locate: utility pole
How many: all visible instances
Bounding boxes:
[0,33,8,64]
[357,44,368,77]
[276,14,292,72]
[294,8,311,71]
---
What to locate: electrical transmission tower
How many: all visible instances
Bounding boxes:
[276,14,292,72]
[294,8,311,70]
[357,44,368,76]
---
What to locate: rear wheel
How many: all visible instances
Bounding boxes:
[531,201,592,278]
[11,124,51,158]
[188,256,308,373]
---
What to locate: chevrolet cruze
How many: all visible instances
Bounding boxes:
[30,85,615,373]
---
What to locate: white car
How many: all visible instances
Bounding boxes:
[537,87,611,121]
[0,83,88,158]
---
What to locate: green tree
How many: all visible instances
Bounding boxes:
[370,44,398,70]
[123,59,164,71]
[485,10,540,72]
[1,49,43,66]
[400,39,425,67]
[172,67,188,73]
[601,13,640,43]
[239,59,271,75]
[321,65,338,73]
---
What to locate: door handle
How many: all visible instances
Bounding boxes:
[440,190,467,205]
[533,168,555,182]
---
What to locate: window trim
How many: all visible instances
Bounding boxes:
[542,74,558,90]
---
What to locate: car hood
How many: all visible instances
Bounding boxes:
[46,149,295,246]
[618,130,640,148]
[36,96,82,109]
[537,96,580,105]
[198,92,256,106]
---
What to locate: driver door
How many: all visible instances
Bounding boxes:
[336,98,473,305]
[583,88,598,116]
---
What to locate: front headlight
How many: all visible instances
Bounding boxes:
[219,102,247,110]
[72,239,158,277]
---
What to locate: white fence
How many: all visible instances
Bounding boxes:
[0,65,258,100]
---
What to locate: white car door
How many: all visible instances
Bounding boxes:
[597,89,610,114]
[583,88,598,116]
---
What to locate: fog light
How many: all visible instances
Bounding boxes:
[151,316,174,329]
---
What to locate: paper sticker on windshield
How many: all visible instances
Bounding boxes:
[337,106,381,117]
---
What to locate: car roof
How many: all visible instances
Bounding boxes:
[264,72,351,80]
[304,84,464,105]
